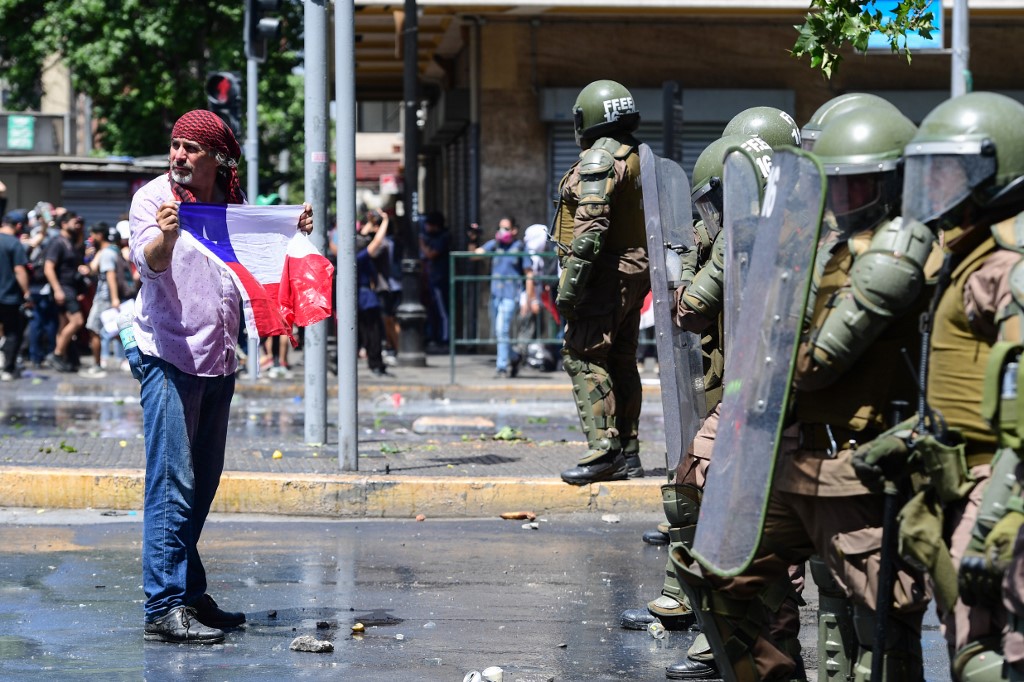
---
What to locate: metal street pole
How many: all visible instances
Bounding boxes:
[951,0,971,97]
[335,0,358,471]
[304,0,329,446]
[245,57,260,381]
[396,0,427,367]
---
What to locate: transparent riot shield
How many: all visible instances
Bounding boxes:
[691,149,827,577]
[721,149,764,358]
[639,143,706,473]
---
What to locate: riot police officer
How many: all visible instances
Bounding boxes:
[857,91,1024,681]
[674,102,934,681]
[554,80,650,485]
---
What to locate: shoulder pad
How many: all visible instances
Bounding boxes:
[992,213,1024,253]
[589,136,633,159]
[579,146,615,176]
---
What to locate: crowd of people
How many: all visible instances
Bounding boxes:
[0,204,137,380]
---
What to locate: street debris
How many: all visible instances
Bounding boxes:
[647,621,666,640]
[272,450,283,459]
[491,426,526,441]
[499,511,536,521]
[289,635,333,653]
[521,522,540,530]
[415,514,426,522]
[351,622,365,633]
[600,514,621,524]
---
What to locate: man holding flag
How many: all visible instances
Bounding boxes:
[127,109,318,644]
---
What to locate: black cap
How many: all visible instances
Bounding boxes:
[2,209,27,225]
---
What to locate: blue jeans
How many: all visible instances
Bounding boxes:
[127,346,235,621]
[28,292,57,364]
[490,296,517,371]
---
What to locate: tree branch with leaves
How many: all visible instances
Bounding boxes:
[793,0,937,78]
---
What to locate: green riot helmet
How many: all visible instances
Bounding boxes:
[801,92,901,151]
[572,80,640,148]
[814,106,917,234]
[691,134,774,239]
[722,106,801,149]
[903,92,1024,230]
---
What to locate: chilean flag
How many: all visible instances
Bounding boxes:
[177,203,334,346]
[639,291,654,330]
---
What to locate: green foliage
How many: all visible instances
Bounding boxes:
[793,0,936,78]
[0,0,305,194]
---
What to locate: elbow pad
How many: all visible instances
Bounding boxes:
[681,233,725,317]
[806,218,935,380]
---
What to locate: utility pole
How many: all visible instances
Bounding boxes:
[304,0,330,446]
[245,59,261,381]
[396,0,428,367]
[335,0,358,470]
[951,0,971,96]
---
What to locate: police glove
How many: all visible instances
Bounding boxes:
[959,510,1024,607]
[851,417,918,489]
[675,246,699,289]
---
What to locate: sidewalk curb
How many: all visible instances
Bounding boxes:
[0,466,663,518]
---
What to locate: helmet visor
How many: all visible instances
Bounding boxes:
[902,152,996,225]
[693,179,723,235]
[827,173,882,218]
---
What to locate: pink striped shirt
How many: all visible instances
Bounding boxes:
[128,175,241,377]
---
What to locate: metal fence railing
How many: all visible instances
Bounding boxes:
[447,250,563,384]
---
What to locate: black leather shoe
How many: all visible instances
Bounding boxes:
[560,452,628,485]
[144,606,225,644]
[192,594,245,628]
[642,529,670,545]
[619,608,658,630]
[666,657,720,680]
[625,454,644,478]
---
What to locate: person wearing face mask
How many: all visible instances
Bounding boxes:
[475,216,533,378]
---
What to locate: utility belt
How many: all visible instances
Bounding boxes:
[797,423,879,457]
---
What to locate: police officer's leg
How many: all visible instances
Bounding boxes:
[607,276,648,479]
[669,489,811,682]
[815,494,929,682]
[809,555,857,681]
[560,319,624,485]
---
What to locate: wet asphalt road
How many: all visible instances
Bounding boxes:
[0,510,951,681]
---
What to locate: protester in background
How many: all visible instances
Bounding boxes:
[357,210,392,376]
[419,211,450,350]
[43,211,87,372]
[83,222,125,375]
[25,204,58,367]
[0,210,30,381]
[475,216,532,378]
[126,109,313,644]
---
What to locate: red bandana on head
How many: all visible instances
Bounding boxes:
[168,109,244,204]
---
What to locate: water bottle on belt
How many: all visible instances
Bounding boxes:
[118,306,137,351]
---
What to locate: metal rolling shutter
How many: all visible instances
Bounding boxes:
[547,122,721,223]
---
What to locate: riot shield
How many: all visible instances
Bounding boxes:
[721,149,763,358]
[639,143,706,473]
[691,149,827,577]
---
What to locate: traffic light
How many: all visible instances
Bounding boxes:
[245,0,282,63]
[205,72,243,142]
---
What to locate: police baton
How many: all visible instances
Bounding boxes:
[871,398,909,680]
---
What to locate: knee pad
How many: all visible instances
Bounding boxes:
[662,483,702,528]
[810,556,857,681]
[952,639,1005,682]
[561,348,618,450]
